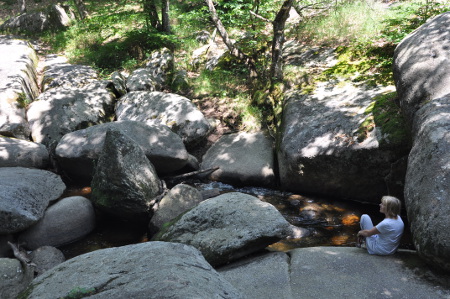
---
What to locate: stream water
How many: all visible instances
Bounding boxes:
[58,182,413,259]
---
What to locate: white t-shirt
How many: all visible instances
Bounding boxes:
[366,216,404,255]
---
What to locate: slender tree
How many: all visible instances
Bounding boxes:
[73,0,89,19]
[161,0,170,33]
[18,0,26,14]
[143,0,171,33]
[143,0,161,29]
[270,0,294,84]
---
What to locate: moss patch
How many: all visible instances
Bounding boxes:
[357,91,411,150]
[317,43,395,87]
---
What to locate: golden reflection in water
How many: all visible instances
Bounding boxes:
[342,214,360,226]
[331,235,350,245]
[267,242,297,252]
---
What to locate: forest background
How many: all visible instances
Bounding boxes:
[0,0,449,134]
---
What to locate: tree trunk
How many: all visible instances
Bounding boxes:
[270,0,294,84]
[161,0,170,33]
[204,0,258,78]
[74,0,89,19]
[143,0,161,29]
[18,0,26,14]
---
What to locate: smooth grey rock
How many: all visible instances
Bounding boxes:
[393,12,450,272]
[153,192,292,266]
[0,37,38,139]
[126,48,173,92]
[90,129,162,222]
[21,242,243,299]
[110,71,127,96]
[0,136,49,168]
[191,42,226,71]
[0,167,66,234]
[0,258,34,299]
[116,91,211,147]
[171,69,190,94]
[201,132,276,187]
[404,95,450,272]
[393,12,450,128]
[144,47,173,89]
[289,247,450,298]
[149,184,203,235]
[27,82,116,147]
[126,68,160,92]
[277,86,410,203]
[55,120,188,181]
[19,196,95,250]
[0,4,74,33]
[29,246,66,276]
[218,252,293,299]
[41,60,98,91]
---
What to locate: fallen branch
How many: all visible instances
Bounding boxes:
[164,167,220,181]
[7,241,36,267]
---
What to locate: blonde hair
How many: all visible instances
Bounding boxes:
[381,196,401,218]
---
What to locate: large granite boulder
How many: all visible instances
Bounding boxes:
[393,12,450,128]
[116,91,211,147]
[403,96,450,271]
[41,60,99,91]
[18,196,95,250]
[153,192,292,266]
[0,137,49,168]
[126,68,161,92]
[277,86,410,203]
[393,12,450,272]
[55,120,189,181]
[148,184,204,235]
[0,167,66,234]
[0,4,74,34]
[0,37,38,139]
[20,242,243,299]
[27,81,116,148]
[90,129,162,223]
[126,48,173,92]
[201,132,276,187]
[0,258,34,299]
[218,251,293,299]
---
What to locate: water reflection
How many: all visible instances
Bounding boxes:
[58,182,413,259]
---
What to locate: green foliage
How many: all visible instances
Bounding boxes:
[379,0,450,44]
[356,91,410,149]
[318,42,396,87]
[293,0,391,45]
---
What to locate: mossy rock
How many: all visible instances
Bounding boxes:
[357,91,411,150]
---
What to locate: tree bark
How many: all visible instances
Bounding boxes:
[143,0,161,29]
[74,0,89,19]
[204,0,258,78]
[270,0,294,84]
[161,0,170,33]
[18,0,26,14]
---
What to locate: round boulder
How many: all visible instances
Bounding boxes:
[55,120,188,181]
[201,132,276,187]
[153,192,292,266]
[21,242,243,299]
[29,246,66,276]
[149,184,203,235]
[0,136,49,169]
[393,12,450,127]
[18,196,95,250]
[116,91,211,147]
[0,167,66,234]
